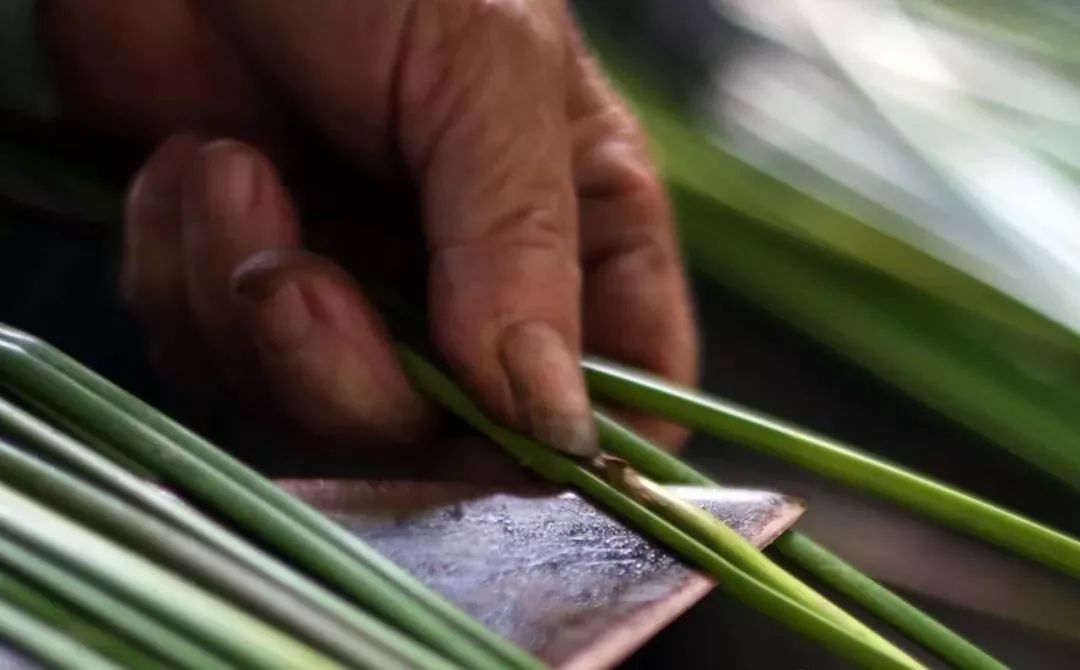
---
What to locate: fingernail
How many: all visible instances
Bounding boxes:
[500,322,597,457]
[233,259,311,351]
[201,141,258,216]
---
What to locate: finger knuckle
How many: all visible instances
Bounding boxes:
[507,201,569,249]
[576,124,669,216]
[620,164,669,220]
[436,0,564,59]
[621,235,677,282]
[479,203,573,266]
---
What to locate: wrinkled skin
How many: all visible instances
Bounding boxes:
[43,0,698,464]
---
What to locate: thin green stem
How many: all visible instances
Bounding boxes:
[0,434,434,670]
[397,345,924,670]
[773,533,1007,670]
[595,416,916,663]
[594,410,1012,670]
[585,358,1080,579]
[596,412,713,485]
[0,394,455,670]
[0,595,121,670]
[0,483,339,669]
[0,326,537,670]
[0,533,231,670]
[610,467,920,667]
[0,564,170,669]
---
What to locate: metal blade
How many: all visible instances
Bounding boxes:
[278,480,805,669]
[0,481,802,670]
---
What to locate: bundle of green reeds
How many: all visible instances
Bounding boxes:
[1,320,1079,668]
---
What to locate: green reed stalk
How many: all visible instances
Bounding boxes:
[584,358,1080,579]
[0,595,121,670]
[594,412,1008,670]
[396,344,926,670]
[598,457,920,667]
[0,565,170,669]
[0,395,455,670]
[0,534,229,670]
[0,326,537,670]
[0,482,340,670]
[0,435,435,670]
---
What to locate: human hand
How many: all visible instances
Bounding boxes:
[45,0,698,456]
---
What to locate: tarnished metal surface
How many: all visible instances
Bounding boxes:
[278,480,804,669]
[0,481,803,670]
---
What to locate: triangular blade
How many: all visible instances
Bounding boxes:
[278,480,805,669]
